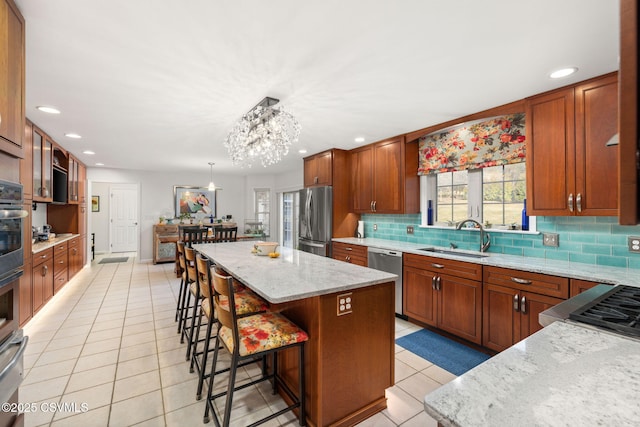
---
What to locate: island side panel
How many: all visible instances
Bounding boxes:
[275,281,395,427]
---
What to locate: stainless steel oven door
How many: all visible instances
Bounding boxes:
[0,208,27,280]
[0,330,28,405]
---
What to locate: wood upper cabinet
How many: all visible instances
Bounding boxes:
[482,266,568,352]
[68,155,84,204]
[19,119,33,200]
[526,73,618,216]
[350,136,419,214]
[403,253,483,344]
[78,162,86,205]
[32,127,53,202]
[303,150,333,187]
[0,0,25,157]
[619,0,639,225]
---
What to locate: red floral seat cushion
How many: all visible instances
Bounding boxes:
[202,291,268,319]
[219,312,308,356]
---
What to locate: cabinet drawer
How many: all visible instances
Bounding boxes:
[54,269,68,293]
[404,253,482,281]
[33,248,54,266]
[484,266,569,299]
[332,242,368,266]
[54,242,68,255]
[54,252,68,276]
[67,237,79,248]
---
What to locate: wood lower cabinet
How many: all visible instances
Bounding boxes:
[569,279,612,297]
[403,253,483,344]
[153,224,179,264]
[482,266,568,352]
[526,73,618,216]
[350,136,419,214]
[332,242,368,267]
[32,248,54,313]
[53,242,68,294]
[19,261,32,326]
[68,237,82,278]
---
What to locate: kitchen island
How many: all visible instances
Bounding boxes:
[423,320,640,426]
[193,241,397,427]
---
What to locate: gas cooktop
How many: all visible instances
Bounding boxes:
[569,285,640,338]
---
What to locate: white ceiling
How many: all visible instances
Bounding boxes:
[15,0,620,177]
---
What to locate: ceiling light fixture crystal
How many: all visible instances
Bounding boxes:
[224,97,301,168]
[207,162,216,191]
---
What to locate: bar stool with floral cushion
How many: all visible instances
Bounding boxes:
[203,270,309,426]
[190,254,268,400]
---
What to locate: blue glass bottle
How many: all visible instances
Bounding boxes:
[521,199,529,231]
[427,200,434,225]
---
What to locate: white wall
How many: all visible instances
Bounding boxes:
[87,166,303,261]
[90,182,110,253]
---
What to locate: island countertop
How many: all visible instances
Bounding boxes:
[192,241,397,303]
[423,321,640,427]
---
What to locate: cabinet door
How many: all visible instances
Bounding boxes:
[0,0,25,155]
[32,258,53,312]
[574,74,618,216]
[350,146,374,212]
[518,292,563,341]
[437,274,482,345]
[482,283,518,352]
[304,151,333,187]
[525,88,575,215]
[569,279,602,297]
[68,156,78,204]
[20,120,33,200]
[403,266,437,326]
[78,162,86,204]
[33,129,53,202]
[373,137,403,213]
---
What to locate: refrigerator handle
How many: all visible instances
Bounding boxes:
[308,191,314,236]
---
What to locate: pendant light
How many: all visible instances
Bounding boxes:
[207,162,216,191]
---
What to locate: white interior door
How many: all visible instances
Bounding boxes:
[110,184,139,253]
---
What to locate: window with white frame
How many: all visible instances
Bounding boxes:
[422,163,533,230]
[255,188,270,236]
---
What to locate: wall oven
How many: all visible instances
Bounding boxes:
[0,179,27,280]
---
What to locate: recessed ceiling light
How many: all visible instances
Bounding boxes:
[95,162,104,166]
[549,67,578,79]
[354,137,365,143]
[65,133,82,139]
[298,149,308,154]
[36,106,61,114]
[82,150,95,155]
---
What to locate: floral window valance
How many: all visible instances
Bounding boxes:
[418,113,526,175]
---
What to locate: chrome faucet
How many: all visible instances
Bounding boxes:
[455,219,491,252]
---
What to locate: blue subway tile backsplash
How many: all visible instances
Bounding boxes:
[361,214,640,270]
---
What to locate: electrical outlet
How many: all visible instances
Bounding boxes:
[543,232,559,247]
[337,292,353,316]
[407,226,414,235]
[373,224,377,231]
[628,236,640,253]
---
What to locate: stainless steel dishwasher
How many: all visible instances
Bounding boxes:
[367,247,404,317]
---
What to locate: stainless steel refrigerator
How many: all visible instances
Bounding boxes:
[298,186,332,257]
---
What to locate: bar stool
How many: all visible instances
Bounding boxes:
[203,271,308,426]
[181,225,209,247]
[181,246,201,355]
[174,241,188,325]
[190,254,268,400]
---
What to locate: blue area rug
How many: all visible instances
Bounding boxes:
[396,329,491,376]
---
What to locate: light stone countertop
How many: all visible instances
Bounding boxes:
[423,321,640,427]
[32,233,80,254]
[333,237,640,288]
[193,241,397,303]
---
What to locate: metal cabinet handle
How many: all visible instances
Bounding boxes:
[432,276,437,290]
[42,265,48,276]
[344,247,353,251]
[436,276,442,291]
[431,263,445,269]
[345,255,351,262]
[511,277,532,285]
[370,201,374,211]
[513,294,519,311]
[568,193,574,212]
[521,296,527,314]
[59,260,64,264]
[576,193,582,213]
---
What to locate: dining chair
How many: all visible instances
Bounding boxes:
[203,271,308,426]
[181,225,209,247]
[214,226,237,243]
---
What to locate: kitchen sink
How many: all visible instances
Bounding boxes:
[417,248,489,258]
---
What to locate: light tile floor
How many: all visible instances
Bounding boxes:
[20,253,451,426]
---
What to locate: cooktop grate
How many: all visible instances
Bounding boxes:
[569,285,640,337]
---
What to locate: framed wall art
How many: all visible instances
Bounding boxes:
[173,186,216,218]
[91,196,100,212]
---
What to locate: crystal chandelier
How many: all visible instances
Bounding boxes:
[224,97,301,168]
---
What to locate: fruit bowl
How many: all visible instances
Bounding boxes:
[254,242,279,256]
